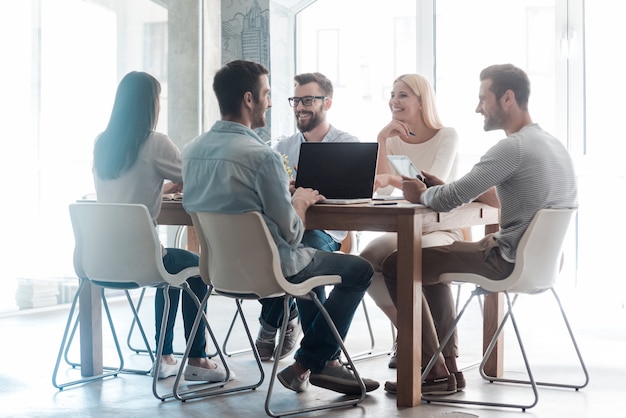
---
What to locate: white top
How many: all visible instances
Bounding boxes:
[94,131,183,224]
[378,126,459,195]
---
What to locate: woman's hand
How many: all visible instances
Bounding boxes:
[374,173,402,191]
[377,120,414,142]
[374,174,392,190]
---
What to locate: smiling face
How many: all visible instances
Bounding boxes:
[476,79,506,131]
[293,82,329,133]
[389,80,421,122]
[251,74,272,129]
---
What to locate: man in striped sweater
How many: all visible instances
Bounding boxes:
[381,63,577,394]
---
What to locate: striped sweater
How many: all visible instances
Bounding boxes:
[422,123,577,261]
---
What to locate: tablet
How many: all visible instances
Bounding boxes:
[387,155,424,182]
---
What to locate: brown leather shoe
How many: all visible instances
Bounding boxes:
[384,373,457,396]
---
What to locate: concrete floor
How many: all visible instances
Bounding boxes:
[0,285,622,418]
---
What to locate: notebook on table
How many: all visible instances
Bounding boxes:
[294,142,379,204]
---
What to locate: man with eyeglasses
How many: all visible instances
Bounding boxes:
[254,72,360,364]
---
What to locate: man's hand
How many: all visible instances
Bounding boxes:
[288,179,296,195]
[420,170,444,188]
[401,176,427,204]
[291,187,325,223]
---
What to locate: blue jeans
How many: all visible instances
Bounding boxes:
[261,250,373,373]
[258,230,340,329]
[156,248,208,358]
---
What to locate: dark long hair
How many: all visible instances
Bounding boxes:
[93,71,161,180]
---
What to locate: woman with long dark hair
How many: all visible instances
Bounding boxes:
[94,71,232,382]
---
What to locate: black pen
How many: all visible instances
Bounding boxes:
[373,201,398,205]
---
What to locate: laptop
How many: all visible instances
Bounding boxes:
[294,142,379,204]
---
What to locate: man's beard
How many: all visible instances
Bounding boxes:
[297,111,322,133]
[483,103,506,131]
[251,105,267,130]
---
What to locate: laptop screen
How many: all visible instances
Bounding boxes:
[294,142,379,199]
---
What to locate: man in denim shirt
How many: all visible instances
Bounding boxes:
[182,60,379,395]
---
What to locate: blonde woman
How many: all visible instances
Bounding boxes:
[359,73,464,395]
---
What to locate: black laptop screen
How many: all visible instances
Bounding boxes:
[294,142,379,199]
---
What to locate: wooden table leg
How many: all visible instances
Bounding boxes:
[79,279,103,376]
[395,214,422,407]
[482,223,504,377]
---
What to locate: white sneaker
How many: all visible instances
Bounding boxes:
[183,364,236,382]
[151,360,180,379]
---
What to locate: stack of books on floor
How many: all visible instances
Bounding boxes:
[15,278,61,309]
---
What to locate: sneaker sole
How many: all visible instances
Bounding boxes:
[309,375,379,395]
[309,375,364,395]
[422,388,457,396]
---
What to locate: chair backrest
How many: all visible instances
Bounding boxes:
[507,208,576,293]
[69,202,171,289]
[441,208,576,294]
[190,211,309,299]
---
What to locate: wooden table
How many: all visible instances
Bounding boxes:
[79,200,502,407]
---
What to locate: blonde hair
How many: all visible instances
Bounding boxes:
[394,74,444,130]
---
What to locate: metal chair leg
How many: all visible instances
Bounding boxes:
[265,294,367,417]
[222,299,254,356]
[167,287,264,402]
[422,287,588,411]
[480,289,589,390]
[352,299,395,361]
[53,279,154,390]
[126,287,218,358]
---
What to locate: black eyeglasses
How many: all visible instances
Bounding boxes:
[288,96,327,107]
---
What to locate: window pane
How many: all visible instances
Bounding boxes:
[435,0,557,173]
[0,0,170,312]
[296,0,416,141]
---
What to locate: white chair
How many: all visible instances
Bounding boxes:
[184,211,367,416]
[422,208,589,411]
[53,203,226,401]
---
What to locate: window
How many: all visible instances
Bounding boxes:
[0,0,204,313]
[295,0,624,304]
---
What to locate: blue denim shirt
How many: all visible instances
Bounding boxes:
[182,120,315,277]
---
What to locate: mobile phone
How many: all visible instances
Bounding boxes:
[387,155,425,182]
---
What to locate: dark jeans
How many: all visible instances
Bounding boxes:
[260,250,373,373]
[156,247,208,358]
[258,230,340,329]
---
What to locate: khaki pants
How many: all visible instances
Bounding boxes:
[381,234,514,366]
